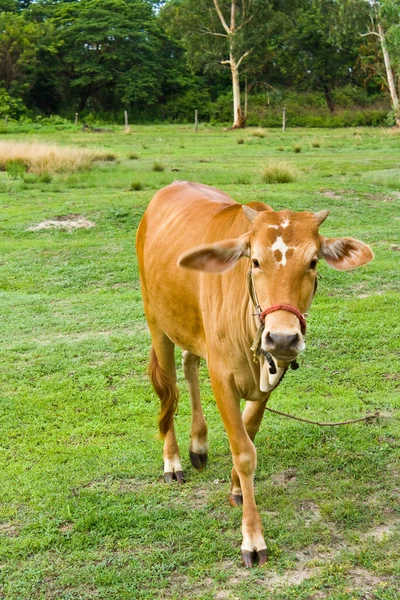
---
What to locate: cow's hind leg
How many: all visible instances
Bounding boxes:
[148,332,184,483]
[230,398,269,507]
[182,351,208,471]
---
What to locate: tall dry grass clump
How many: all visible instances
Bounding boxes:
[261,160,298,184]
[0,141,105,175]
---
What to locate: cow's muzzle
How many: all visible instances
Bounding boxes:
[263,330,305,362]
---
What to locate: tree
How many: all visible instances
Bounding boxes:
[0,11,54,109]
[267,0,361,112]
[161,0,269,128]
[358,0,400,124]
[335,0,400,123]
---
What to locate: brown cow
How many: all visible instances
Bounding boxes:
[136,181,373,567]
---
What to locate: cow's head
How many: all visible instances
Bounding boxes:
[179,207,373,368]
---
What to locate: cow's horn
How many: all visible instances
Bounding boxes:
[314,210,329,225]
[242,205,259,222]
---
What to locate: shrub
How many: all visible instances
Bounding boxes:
[6,159,27,179]
[235,175,251,185]
[261,161,297,184]
[128,152,139,160]
[0,86,27,119]
[130,181,143,191]
[152,161,165,172]
[39,172,52,183]
[251,127,266,138]
[23,173,38,184]
[98,152,116,161]
[312,140,321,148]
[293,145,302,153]
[237,137,245,144]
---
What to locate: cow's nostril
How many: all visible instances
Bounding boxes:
[286,333,299,347]
[265,332,274,347]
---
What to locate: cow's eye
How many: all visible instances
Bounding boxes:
[310,258,318,270]
[252,258,260,268]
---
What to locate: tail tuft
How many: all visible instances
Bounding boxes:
[148,347,178,437]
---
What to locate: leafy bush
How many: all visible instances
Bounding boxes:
[163,88,212,122]
[36,115,73,129]
[0,87,27,119]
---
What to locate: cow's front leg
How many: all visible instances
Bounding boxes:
[230,398,269,507]
[210,374,267,567]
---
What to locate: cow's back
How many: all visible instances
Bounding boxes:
[136,181,268,358]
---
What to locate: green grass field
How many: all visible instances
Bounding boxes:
[0,124,399,599]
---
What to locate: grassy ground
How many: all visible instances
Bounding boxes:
[0,124,399,599]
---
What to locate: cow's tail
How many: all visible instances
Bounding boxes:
[148,347,178,438]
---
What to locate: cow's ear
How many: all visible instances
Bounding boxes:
[319,236,374,271]
[178,236,250,273]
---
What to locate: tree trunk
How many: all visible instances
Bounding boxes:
[231,54,245,128]
[323,85,335,113]
[378,21,400,126]
[78,89,92,112]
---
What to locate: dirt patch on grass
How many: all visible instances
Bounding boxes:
[263,566,321,590]
[28,214,95,231]
[364,192,394,203]
[271,468,298,486]
[320,189,343,199]
[0,522,18,537]
[361,521,398,542]
[349,567,384,588]
[300,500,322,526]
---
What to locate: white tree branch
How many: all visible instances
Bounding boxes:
[200,27,228,38]
[236,49,252,69]
[360,31,381,39]
[236,15,252,32]
[220,59,232,65]
[213,0,230,35]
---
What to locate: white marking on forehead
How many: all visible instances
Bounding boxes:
[271,236,289,266]
[268,217,290,230]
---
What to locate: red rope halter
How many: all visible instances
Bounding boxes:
[259,304,307,335]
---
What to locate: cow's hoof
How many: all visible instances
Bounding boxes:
[229,493,243,507]
[164,470,185,484]
[241,549,268,568]
[189,450,208,471]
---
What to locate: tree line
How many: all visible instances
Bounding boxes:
[0,0,399,127]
